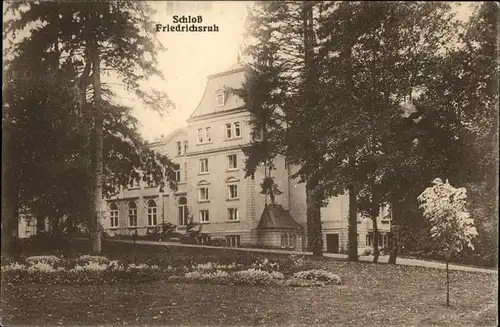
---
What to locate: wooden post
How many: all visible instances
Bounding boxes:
[446,261,450,307]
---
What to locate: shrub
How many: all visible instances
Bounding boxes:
[279,255,307,275]
[232,268,283,286]
[292,269,341,284]
[363,248,372,256]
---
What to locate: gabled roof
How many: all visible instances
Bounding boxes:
[258,204,303,231]
[189,63,246,119]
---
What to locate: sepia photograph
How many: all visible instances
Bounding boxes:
[1,1,498,326]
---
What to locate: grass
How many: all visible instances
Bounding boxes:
[1,240,497,326]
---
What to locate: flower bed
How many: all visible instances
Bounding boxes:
[1,255,163,285]
[2,254,341,288]
[167,256,341,287]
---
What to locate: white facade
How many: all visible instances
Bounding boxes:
[104,63,391,253]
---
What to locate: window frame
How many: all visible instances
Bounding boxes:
[109,203,119,228]
[225,123,232,139]
[252,126,264,141]
[225,235,240,247]
[225,122,241,140]
[199,209,210,223]
[216,90,225,106]
[174,169,181,182]
[198,187,209,202]
[146,199,158,226]
[178,197,188,226]
[227,184,239,200]
[128,201,138,227]
[197,128,204,143]
[199,158,209,174]
[227,154,238,170]
[128,179,141,190]
[176,141,182,155]
[205,127,211,142]
[227,208,239,221]
[234,122,241,137]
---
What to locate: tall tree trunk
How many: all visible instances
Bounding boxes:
[302,1,322,257]
[1,105,19,257]
[388,200,400,264]
[347,184,358,261]
[89,37,104,255]
[306,177,323,256]
[372,216,380,263]
[36,215,45,234]
[344,1,359,262]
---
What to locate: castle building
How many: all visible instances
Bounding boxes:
[104,63,391,254]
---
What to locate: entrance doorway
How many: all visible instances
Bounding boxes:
[326,233,339,253]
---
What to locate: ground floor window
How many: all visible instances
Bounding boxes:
[225,235,240,247]
[366,232,389,248]
[128,201,138,227]
[281,233,297,248]
[109,203,119,228]
[147,199,158,226]
[178,197,188,226]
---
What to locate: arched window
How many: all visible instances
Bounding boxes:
[147,199,157,226]
[178,197,188,226]
[128,201,138,227]
[109,203,119,228]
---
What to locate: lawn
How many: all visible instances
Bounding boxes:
[1,241,497,326]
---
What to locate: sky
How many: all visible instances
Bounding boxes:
[131,1,250,142]
[3,1,475,142]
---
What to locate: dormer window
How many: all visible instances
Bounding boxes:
[216,90,225,106]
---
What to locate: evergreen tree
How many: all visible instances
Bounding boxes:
[3,1,176,254]
[236,1,326,256]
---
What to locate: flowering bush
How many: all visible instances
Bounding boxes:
[175,267,284,286]
[77,255,110,265]
[231,268,284,286]
[183,270,232,284]
[418,178,479,306]
[292,269,341,284]
[2,262,28,272]
[25,255,61,266]
[249,258,280,273]
[418,178,478,257]
[27,262,57,273]
[163,258,338,287]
